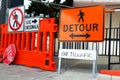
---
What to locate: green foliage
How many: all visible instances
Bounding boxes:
[62,0,73,6]
[26,0,73,23]
[26,1,49,16]
[53,0,61,4]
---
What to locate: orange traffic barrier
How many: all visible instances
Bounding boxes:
[0,18,58,71]
[105,10,115,13]
[100,70,120,76]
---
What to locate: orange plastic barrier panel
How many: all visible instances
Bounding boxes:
[100,70,120,76]
[0,18,58,71]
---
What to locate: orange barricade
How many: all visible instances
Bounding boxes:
[100,70,120,76]
[0,18,58,71]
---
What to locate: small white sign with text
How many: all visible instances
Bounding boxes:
[24,17,39,31]
[59,49,96,60]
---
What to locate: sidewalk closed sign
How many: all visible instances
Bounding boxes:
[59,6,105,42]
[24,17,39,31]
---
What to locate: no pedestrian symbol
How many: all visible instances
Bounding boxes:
[8,6,24,32]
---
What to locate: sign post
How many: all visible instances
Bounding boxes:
[58,44,97,74]
[58,5,105,79]
[58,42,62,74]
[59,6,105,42]
[92,43,98,78]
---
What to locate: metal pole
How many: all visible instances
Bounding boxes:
[92,42,97,78]
[58,57,61,74]
[108,12,112,70]
[58,42,63,74]
[5,0,8,23]
[119,22,120,63]
[64,42,67,71]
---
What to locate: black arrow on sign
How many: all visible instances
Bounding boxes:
[69,33,90,39]
[32,19,37,23]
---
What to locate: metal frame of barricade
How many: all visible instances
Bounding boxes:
[58,42,98,78]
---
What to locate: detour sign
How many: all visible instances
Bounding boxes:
[59,6,105,42]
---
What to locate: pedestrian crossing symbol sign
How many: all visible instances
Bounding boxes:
[8,6,24,32]
[59,5,105,42]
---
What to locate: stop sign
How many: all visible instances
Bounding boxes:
[3,44,16,65]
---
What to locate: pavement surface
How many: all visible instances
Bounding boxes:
[0,63,98,80]
[0,56,120,80]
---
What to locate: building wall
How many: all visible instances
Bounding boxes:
[73,0,120,28]
[74,0,120,6]
[106,6,120,28]
[106,12,120,28]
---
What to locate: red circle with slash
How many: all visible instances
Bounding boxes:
[8,8,24,30]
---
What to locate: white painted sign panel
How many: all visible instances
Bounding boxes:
[24,17,39,31]
[59,49,96,60]
[8,6,24,32]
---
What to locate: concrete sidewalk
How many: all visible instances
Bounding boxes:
[0,63,98,80]
[0,56,120,80]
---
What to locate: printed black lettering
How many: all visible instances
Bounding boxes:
[63,25,68,32]
[86,24,91,31]
[69,24,74,32]
[61,52,68,56]
[63,23,98,32]
[26,20,31,24]
[79,24,84,31]
[93,23,98,31]
[75,24,79,31]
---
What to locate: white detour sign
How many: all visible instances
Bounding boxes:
[24,17,39,31]
[59,49,96,60]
